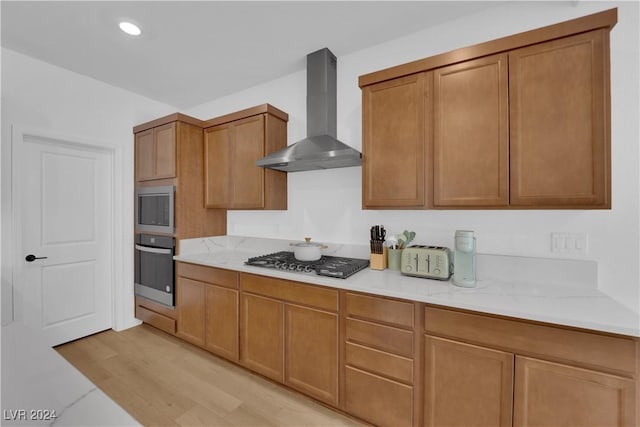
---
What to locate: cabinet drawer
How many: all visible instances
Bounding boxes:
[425,306,638,376]
[136,305,176,335]
[136,296,176,320]
[177,262,238,289]
[346,342,413,384]
[346,318,414,357]
[345,366,413,427]
[345,292,414,328]
[240,273,338,312]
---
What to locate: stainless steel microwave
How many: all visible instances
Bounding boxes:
[135,186,175,234]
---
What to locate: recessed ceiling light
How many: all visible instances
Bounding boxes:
[119,21,141,36]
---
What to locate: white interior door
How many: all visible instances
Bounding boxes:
[14,131,113,346]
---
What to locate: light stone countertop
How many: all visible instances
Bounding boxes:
[175,236,640,338]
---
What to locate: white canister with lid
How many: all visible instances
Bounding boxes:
[453,230,476,287]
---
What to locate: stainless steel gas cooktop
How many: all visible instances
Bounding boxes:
[245,251,369,279]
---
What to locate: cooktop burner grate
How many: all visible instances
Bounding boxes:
[245,251,369,279]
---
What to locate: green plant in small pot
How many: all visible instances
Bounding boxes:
[388,230,416,271]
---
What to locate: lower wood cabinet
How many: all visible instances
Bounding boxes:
[423,335,513,427]
[285,304,339,405]
[424,306,639,427]
[151,266,639,427]
[175,262,239,361]
[345,365,413,427]
[514,356,636,427]
[204,284,238,361]
[176,277,206,346]
[239,273,339,405]
[343,291,418,427]
[135,296,176,335]
[239,292,284,381]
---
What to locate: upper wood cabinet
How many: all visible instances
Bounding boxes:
[362,73,430,208]
[509,29,610,208]
[135,122,176,181]
[360,8,616,210]
[133,113,227,244]
[204,104,288,210]
[433,54,509,207]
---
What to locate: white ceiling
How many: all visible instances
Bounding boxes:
[1,1,503,109]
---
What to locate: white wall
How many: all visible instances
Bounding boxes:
[184,1,640,311]
[1,48,176,326]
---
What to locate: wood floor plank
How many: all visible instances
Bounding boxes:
[56,325,365,427]
[175,404,232,427]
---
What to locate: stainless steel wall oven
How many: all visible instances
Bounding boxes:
[134,234,175,307]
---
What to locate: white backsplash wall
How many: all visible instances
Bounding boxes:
[185,1,640,312]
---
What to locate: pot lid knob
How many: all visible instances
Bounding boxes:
[304,237,311,243]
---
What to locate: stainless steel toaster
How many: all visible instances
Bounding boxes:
[400,245,452,280]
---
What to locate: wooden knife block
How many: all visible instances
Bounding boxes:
[370,246,388,270]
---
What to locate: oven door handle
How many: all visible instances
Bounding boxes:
[135,244,173,255]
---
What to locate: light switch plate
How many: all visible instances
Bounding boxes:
[551,232,588,254]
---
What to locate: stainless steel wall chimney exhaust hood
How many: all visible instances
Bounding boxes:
[256,48,362,172]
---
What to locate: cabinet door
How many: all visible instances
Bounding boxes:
[204,124,231,208]
[423,335,514,427]
[509,29,609,207]
[285,304,338,405]
[434,54,509,207]
[514,356,636,427]
[154,122,176,179]
[239,293,284,382]
[135,129,154,181]
[176,277,205,346]
[345,366,413,427]
[231,115,265,209]
[205,284,238,361]
[362,72,429,208]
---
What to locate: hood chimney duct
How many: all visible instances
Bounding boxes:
[256,48,362,172]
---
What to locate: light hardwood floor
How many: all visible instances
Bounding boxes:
[55,324,365,427]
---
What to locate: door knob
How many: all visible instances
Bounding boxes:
[25,254,48,262]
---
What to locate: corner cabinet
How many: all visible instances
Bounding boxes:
[204,104,288,210]
[360,9,616,209]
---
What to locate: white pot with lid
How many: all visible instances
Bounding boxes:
[290,237,327,261]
